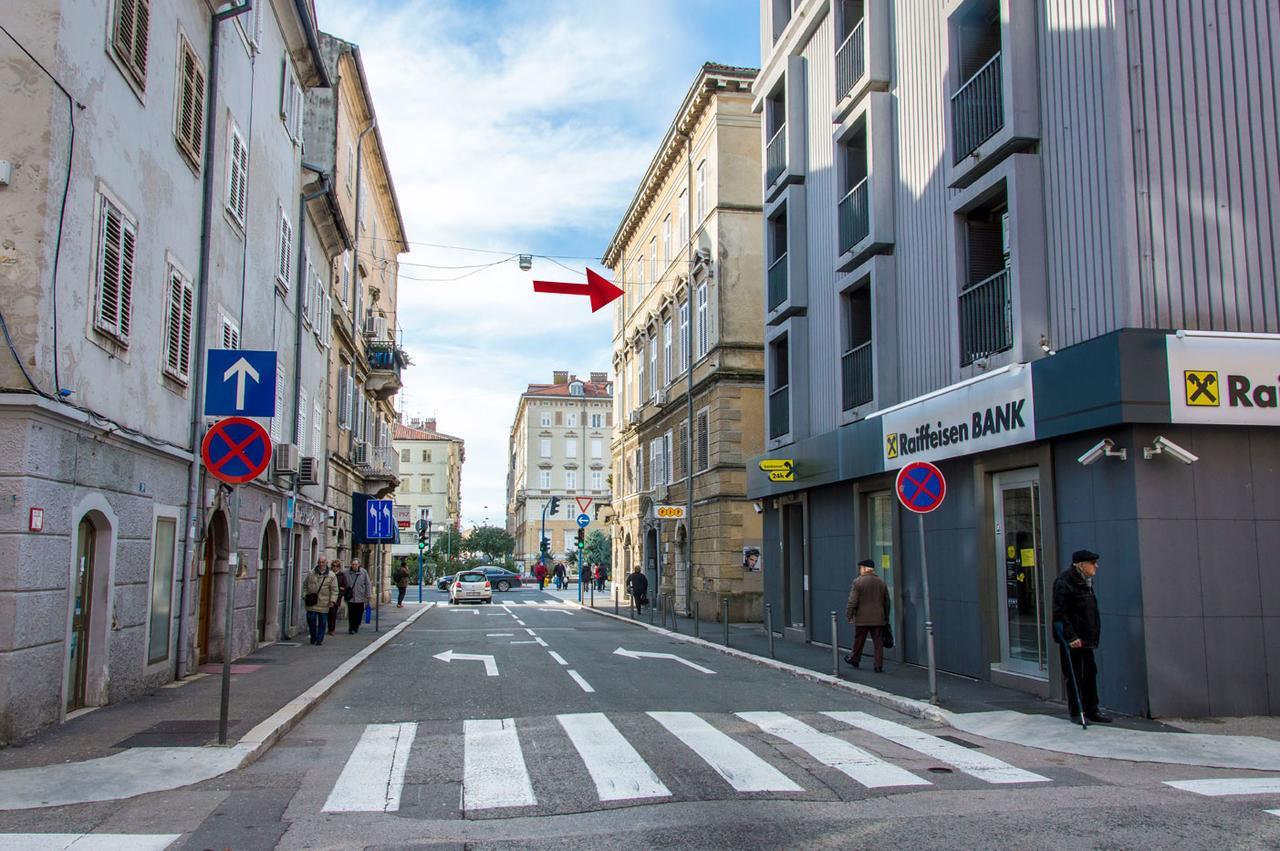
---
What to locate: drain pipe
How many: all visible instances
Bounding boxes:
[676,128,696,618]
[176,0,253,680]
[347,116,376,458]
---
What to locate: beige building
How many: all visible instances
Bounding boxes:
[603,63,765,621]
[506,373,613,571]
[390,418,465,560]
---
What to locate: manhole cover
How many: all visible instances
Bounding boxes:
[927,766,954,774]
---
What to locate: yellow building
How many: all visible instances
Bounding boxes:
[603,63,766,621]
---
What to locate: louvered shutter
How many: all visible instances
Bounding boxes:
[313,398,322,459]
[271,364,286,442]
[221,316,240,349]
[177,40,204,164]
[337,365,349,428]
[114,0,149,87]
[678,422,688,479]
[227,128,248,223]
[163,266,193,382]
[697,411,709,472]
[95,195,136,344]
[276,209,292,287]
[296,387,308,453]
[302,260,313,325]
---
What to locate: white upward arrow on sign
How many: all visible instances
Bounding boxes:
[433,649,498,676]
[612,647,716,674]
[222,357,261,411]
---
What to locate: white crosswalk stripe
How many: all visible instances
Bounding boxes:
[737,711,931,789]
[1164,778,1280,796]
[464,718,537,811]
[0,835,181,850]
[648,711,803,792]
[323,722,417,812]
[824,712,1051,784]
[558,712,671,801]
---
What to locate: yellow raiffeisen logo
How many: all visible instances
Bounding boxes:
[1183,370,1220,406]
[885,433,899,459]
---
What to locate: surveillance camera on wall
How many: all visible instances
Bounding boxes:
[1077,438,1127,466]
[1143,435,1199,464]
[752,501,764,514]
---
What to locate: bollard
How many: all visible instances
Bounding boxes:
[831,611,840,675]
[693,601,700,639]
[765,603,775,659]
[649,592,655,624]
[614,593,619,616]
[723,598,730,646]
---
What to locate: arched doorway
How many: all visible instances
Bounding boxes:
[199,511,230,664]
[257,519,281,644]
[645,527,659,595]
[66,517,97,712]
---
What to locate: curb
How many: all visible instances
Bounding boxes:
[577,603,950,725]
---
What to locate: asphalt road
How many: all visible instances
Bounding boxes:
[4,586,1279,850]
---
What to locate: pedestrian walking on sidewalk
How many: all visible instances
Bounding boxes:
[535,560,548,590]
[553,562,566,590]
[343,559,372,634]
[392,559,410,608]
[304,558,339,646]
[1052,549,1112,723]
[845,559,889,672]
[626,565,648,616]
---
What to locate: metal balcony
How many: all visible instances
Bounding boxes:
[767,252,789,312]
[958,269,1012,366]
[354,441,400,492]
[835,19,865,102]
[769,385,790,440]
[365,340,405,402]
[952,52,1003,163]
[766,124,787,187]
[841,340,874,411]
[837,177,870,255]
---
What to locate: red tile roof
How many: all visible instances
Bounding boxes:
[394,422,464,443]
[524,380,612,399]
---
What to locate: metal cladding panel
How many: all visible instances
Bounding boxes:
[1126,0,1280,333]
[803,14,842,436]
[1040,0,1125,346]
[891,1,959,399]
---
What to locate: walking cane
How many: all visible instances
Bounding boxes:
[1054,622,1088,729]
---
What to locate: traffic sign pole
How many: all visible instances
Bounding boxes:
[218,485,240,745]
[917,511,937,705]
[895,461,945,705]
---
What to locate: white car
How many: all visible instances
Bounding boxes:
[449,570,492,604]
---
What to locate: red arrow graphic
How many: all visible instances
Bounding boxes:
[532,268,624,312]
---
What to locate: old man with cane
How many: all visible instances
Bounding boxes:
[1052,549,1112,726]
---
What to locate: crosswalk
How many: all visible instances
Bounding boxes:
[1164,777,1280,820]
[324,710,1051,817]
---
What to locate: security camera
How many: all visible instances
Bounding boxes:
[1143,435,1198,464]
[1077,438,1127,466]
[752,501,764,515]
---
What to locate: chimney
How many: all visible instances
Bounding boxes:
[409,417,424,429]
[424,418,437,433]
[589,371,608,383]
[552,370,569,384]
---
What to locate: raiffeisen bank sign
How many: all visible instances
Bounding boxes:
[875,365,1035,471]
[1167,332,1280,426]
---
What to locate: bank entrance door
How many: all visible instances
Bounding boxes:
[781,503,806,633]
[993,470,1048,677]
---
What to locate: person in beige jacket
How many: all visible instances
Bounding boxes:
[304,558,340,646]
[845,558,890,672]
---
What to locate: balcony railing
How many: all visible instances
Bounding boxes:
[354,441,400,480]
[952,52,1003,163]
[765,124,787,187]
[841,340,874,411]
[959,269,1012,366]
[837,177,870,255]
[769,385,790,440]
[365,340,405,401]
[767,252,789,312]
[835,19,865,102]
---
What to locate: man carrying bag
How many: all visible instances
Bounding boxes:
[845,558,890,672]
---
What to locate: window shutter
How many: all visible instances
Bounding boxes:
[221,316,240,349]
[697,411,709,472]
[227,128,248,223]
[114,0,149,87]
[313,398,322,458]
[163,265,193,382]
[176,40,205,164]
[678,422,688,479]
[271,364,286,442]
[337,365,349,427]
[296,387,308,452]
[302,260,313,324]
[95,195,135,344]
[276,208,292,286]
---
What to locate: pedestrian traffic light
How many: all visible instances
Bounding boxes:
[549,496,561,515]
[417,527,428,550]
[540,536,550,555]
[576,528,585,549]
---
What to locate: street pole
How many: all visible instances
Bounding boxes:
[217,485,240,745]
[831,611,840,675]
[918,513,938,703]
[417,547,423,604]
[577,538,583,604]
[375,543,382,633]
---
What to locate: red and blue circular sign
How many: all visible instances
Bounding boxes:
[201,416,273,485]
[895,461,946,514]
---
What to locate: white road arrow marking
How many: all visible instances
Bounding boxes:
[433,649,498,676]
[222,356,260,410]
[612,647,716,674]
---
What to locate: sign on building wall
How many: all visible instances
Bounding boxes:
[876,365,1035,470]
[1167,333,1280,426]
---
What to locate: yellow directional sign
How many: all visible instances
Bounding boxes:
[758,459,795,482]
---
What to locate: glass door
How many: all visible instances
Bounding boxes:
[867,491,895,627]
[67,518,95,712]
[993,470,1047,677]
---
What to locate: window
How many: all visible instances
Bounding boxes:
[111,0,150,89]
[401,448,410,463]
[422,449,431,462]
[634,256,645,299]
[649,238,658,284]
[270,363,287,443]
[662,215,671,266]
[637,345,647,405]
[301,260,314,328]
[566,412,578,427]
[280,58,303,141]
[162,262,193,384]
[338,253,351,305]
[634,446,645,493]
[663,430,672,486]
[540,438,551,458]
[837,121,870,254]
[565,470,577,490]
[420,476,430,493]
[696,408,710,472]
[678,420,689,479]
[696,283,709,358]
[842,282,874,411]
[565,439,577,458]
[648,336,658,399]
[679,301,689,373]
[569,382,584,397]
[590,439,602,459]
[220,313,240,349]
[767,209,788,312]
[296,387,308,454]
[555,411,563,426]
[313,398,322,458]
[765,86,787,185]
[337,364,350,429]
[540,411,553,427]
[225,121,249,224]
[233,1,262,52]
[678,189,688,244]
[275,205,293,289]
[769,338,791,439]
[591,470,604,490]
[695,160,707,222]
[539,470,551,490]
[418,506,431,524]
[649,440,661,490]
[663,319,672,384]
[146,515,177,664]
[93,192,136,345]
[345,143,354,194]
[175,36,205,167]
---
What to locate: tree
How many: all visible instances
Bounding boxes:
[583,529,611,574]
[463,525,516,562]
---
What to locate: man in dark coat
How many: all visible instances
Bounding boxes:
[625,565,648,615]
[845,558,890,672]
[1052,549,1111,723]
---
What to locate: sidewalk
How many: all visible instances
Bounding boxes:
[562,590,1280,771]
[0,601,430,810]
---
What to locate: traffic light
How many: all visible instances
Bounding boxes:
[549,496,561,515]
[416,519,429,551]
[576,528,585,550]
[417,529,427,551]
[540,536,550,555]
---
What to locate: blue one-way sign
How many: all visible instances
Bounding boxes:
[204,349,277,417]
[366,499,395,541]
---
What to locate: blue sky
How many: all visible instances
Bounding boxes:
[314,0,760,527]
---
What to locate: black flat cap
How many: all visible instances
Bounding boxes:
[1071,549,1100,564]
[858,559,875,568]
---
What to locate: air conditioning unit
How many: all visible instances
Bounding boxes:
[298,456,320,485]
[628,410,641,426]
[655,389,668,406]
[273,442,300,475]
[363,314,388,340]
[352,441,369,465]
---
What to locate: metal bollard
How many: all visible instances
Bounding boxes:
[614,593,619,616]
[765,603,775,659]
[649,592,655,624]
[669,597,678,633]
[831,611,840,675]
[723,598,730,646]
[693,601,700,638]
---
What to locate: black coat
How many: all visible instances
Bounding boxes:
[1052,566,1100,648]
[626,572,648,599]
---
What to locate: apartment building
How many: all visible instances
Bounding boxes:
[0,0,341,740]
[506,373,613,571]
[749,0,1280,717]
[390,418,465,561]
[303,32,408,594]
[604,63,766,620]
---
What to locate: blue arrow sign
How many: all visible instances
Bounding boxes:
[576,513,591,529]
[204,349,277,417]
[366,499,396,540]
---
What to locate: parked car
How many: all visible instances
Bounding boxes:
[438,566,523,592]
[448,570,492,604]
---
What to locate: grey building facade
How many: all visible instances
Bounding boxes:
[750,0,1280,717]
